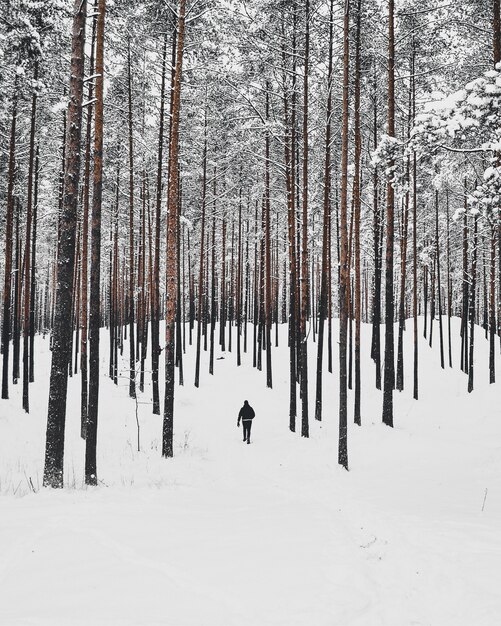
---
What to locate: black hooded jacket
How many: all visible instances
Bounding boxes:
[238,401,255,422]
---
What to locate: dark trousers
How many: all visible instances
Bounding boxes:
[242,420,252,443]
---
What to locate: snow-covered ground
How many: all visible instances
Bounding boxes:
[0,319,500,625]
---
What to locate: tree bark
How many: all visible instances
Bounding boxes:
[1,79,18,400]
[127,39,136,399]
[85,0,106,486]
[22,61,39,412]
[382,0,396,428]
[43,0,87,488]
[338,0,350,468]
[163,0,187,458]
[315,0,334,422]
[353,0,362,424]
[298,0,310,434]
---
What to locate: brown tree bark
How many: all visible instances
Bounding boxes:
[315,0,334,422]
[163,0,187,458]
[43,0,87,488]
[127,39,136,399]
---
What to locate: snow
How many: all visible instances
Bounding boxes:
[0,319,500,625]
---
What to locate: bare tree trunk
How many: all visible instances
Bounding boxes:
[80,6,97,437]
[175,173,184,385]
[315,0,334,422]
[1,79,18,400]
[298,0,310,434]
[29,145,40,383]
[237,187,243,368]
[338,0,350,468]
[382,0,396,428]
[43,0,87,489]
[436,190,445,368]
[468,214,478,393]
[371,63,382,390]
[265,88,273,389]
[353,0,362,424]
[412,150,419,398]
[209,171,217,374]
[22,61,39,412]
[85,0,106,486]
[194,120,207,388]
[151,32,169,416]
[396,179,409,391]
[489,226,496,383]
[281,18,297,432]
[162,0,187,458]
[127,39,136,399]
[461,188,469,373]
[13,208,21,385]
[446,189,452,368]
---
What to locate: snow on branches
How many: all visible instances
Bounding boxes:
[410,63,501,223]
[371,134,405,190]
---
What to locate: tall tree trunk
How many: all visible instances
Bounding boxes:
[13,207,21,385]
[412,150,419,398]
[29,145,40,383]
[353,0,362,424]
[382,0,396,428]
[220,211,227,352]
[265,88,273,389]
[151,32,170,416]
[43,0,87,488]
[461,189,469,373]
[436,190,445,368]
[85,0,106,486]
[468,214,478,393]
[396,178,409,391]
[299,0,310,435]
[371,62,382,390]
[338,0,350,469]
[80,4,97,438]
[163,0,187,458]
[446,189,452,368]
[209,171,217,375]
[281,19,297,433]
[127,39,136,399]
[315,0,334,422]
[1,79,18,400]
[237,186,243,368]
[194,121,207,388]
[489,226,496,383]
[23,61,39,412]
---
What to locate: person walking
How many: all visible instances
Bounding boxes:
[237,400,255,444]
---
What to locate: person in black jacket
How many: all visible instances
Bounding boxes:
[237,400,255,444]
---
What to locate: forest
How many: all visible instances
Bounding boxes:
[0,1,500,624]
